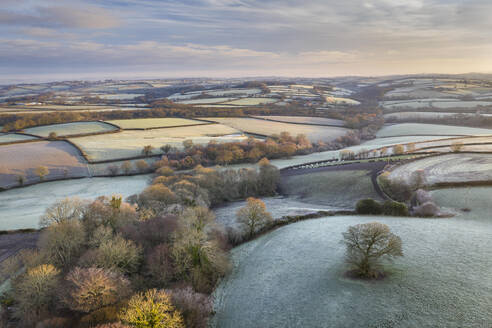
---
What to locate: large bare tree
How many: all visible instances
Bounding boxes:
[342,222,403,278]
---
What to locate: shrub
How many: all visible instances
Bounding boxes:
[79,306,122,327]
[35,317,71,328]
[121,215,179,250]
[136,160,150,173]
[451,141,464,152]
[119,289,184,328]
[38,220,86,269]
[392,144,404,155]
[121,161,133,175]
[377,172,413,202]
[342,222,403,278]
[142,145,154,156]
[108,165,119,176]
[35,166,49,181]
[166,287,212,328]
[93,323,131,328]
[382,200,409,216]
[413,201,440,217]
[355,199,383,215]
[62,267,131,313]
[12,264,60,323]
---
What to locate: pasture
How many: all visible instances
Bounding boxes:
[105,118,208,129]
[212,210,492,327]
[205,117,350,142]
[0,141,89,189]
[24,121,117,137]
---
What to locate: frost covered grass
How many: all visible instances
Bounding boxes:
[0,141,88,189]
[325,96,360,105]
[205,117,350,142]
[381,99,492,110]
[253,116,345,126]
[105,118,207,129]
[213,209,492,327]
[176,97,236,105]
[387,153,492,186]
[222,97,278,106]
[70,124,245,161]
[279,170,382,207]
[376,123,492,137]
[0,133,38,143]
[0,175,150,230]
[23,121,117,137]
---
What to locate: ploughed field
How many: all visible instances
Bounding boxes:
[0,141,88,189]
[212,187,492,327]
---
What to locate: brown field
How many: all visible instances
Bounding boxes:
[0,141,89,189]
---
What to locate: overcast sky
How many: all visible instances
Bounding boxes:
[1,0,492,82]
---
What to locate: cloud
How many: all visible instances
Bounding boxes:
[0,5,120,29]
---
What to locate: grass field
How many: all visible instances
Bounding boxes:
[253,116,345,126]
[222,98,278,106]
[0,133,38,144]
[24,121,117,137]
[0,141,88,189]
[279,170,381,207]
[0,175,150,230]
[376,123,492,137]
[70,124,244,161]
[212,211,492,327]
[205,117,350,142]
[106,118,207,129]
[177,97,236,105]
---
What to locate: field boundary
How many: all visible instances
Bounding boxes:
[251,115,346,128]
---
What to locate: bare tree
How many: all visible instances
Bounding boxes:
[39,197,85,227]
[142,145,154,156]
[342,222,403,278]
[35,166,49,181]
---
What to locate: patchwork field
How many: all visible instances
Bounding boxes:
[381,99,492,110]
[106,118,207,129]
[325,96,360,105]
[253,116,345,126]
[0,141,89,189]
[23,121,117,137]
[376,123,492,138]
[205,117,350,142]
[0,133,38,144]
[386,153,492,186]
[383,111,492,121]
[177,97,236,105]
[70,124,245,161]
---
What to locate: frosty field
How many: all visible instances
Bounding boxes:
[0,133,38,144]
[280,169,382,207]
[213,209,492,327]
[253,116,345,126]
[387,153,492,186]
[105,118,207,129]
[23,121,117,137]
[376,123,492,137]
[205,117,350,142]
[70,124,245,161]
[222,98,278,106]
[0,175,150,230]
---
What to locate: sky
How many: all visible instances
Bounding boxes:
[1,0,492,82]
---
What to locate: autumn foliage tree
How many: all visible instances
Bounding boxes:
[236,197,273,237]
